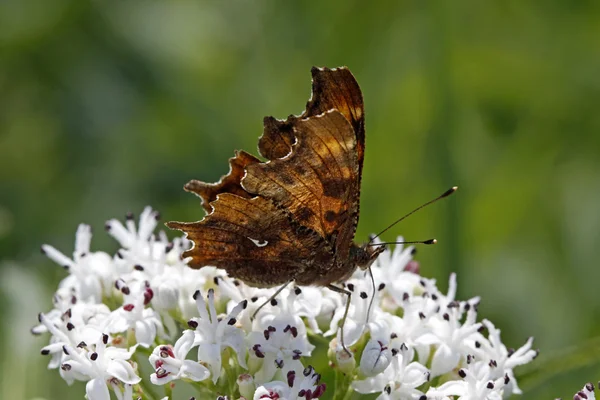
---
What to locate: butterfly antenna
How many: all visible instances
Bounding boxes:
[368,186,458,245]
[368,238,437,246]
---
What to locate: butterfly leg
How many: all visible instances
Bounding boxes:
[326,284,352,357]
[251,280,294,320]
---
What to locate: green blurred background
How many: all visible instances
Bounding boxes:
[2,0,600,399]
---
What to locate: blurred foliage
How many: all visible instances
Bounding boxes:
[2,0,600,399]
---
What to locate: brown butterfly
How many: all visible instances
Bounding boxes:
[168,67,387,352]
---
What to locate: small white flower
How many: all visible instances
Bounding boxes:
[42,224,113,302]
[60,333,140,400]
[414,275,482,377]
[38,309,106,370]
[253,365,326,400]
[368,237,422,309]
[263,286,330,335]
[427,356,506,400]
[189,288,248,383]
[573,382,597,400]
[326,277,382,347]
[353,344,429,399]
[214,274,274,332]
[149,331,210,384]
[248,312,315,384]
[104,282,165,347]
[104,207,163,274]
[476,319,538,395]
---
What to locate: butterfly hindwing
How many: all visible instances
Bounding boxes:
[167,193,327,287]
[183,150,260,212]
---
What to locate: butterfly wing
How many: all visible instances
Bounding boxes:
[167,193,327,287]
[183,150,260,212]
[242,110,360,262]
[168,67,367,287]
[258,66,365,173]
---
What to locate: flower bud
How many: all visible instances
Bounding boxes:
[359,339,392,377]
[236,373,255,399]
[335,346,356,374]
[152,279,180,310]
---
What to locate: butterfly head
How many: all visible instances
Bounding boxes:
[351,242,385,271]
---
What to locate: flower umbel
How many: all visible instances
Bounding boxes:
[34,210,537,399]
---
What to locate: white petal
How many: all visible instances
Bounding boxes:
[150,372,176,385]
[105,220,132,247]
[86,378,110,400]
[174,330,196,359]
[402,362,430,388]
[106,359,141,385]
[352,374,387,394]
[198,343,222,383]
[42,245,74,269]
[337,317,365,347]
[135,319,157,347]
[433,379,467,396]
[75,224,92,255]
[430,344,460,377]
[222,327,247,368]
[138,206,158,240]
[181,360,210,381]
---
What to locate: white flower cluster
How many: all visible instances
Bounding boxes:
[34,207,537,400]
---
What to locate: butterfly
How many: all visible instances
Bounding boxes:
[167,67,387,353]
[167,66,384,289]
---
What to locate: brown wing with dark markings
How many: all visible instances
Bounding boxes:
[258,67,365,171]
[303,67,365,171]
[183,150,260,212]
[242,110,359,261]
[166,193,327,287]
[167,66,369,287]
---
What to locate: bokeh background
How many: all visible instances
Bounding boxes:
[2,0,600,399]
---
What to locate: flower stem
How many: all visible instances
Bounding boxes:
[333,368,355,400]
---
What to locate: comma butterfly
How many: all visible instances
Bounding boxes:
[167,67,384,289]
